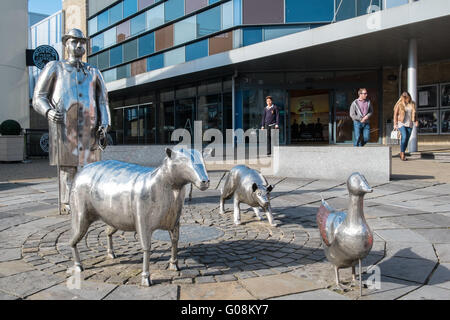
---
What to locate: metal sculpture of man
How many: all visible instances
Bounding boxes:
[32,29,111,214]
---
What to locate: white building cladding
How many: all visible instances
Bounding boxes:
[0,0,29,129]
[28,11,64,100]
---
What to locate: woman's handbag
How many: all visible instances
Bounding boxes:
[390,128,401,140]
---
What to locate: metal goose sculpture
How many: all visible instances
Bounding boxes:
[316,172,373,295]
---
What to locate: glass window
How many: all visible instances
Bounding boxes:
[139,0,155,11]
[104,28,117,47]
[186,39,208,61]
[97,10,109,30]
[264,26,308,41]
[117,20,131,42]
[131,59,147,76]
[418,85,438,109]
[139,32,155,57]
[418,111,438,134]
[175,98,195,135]
[174,15,196,46]
[124,0,138,18]
[233,29,242,48]
[103,68,117,82]
[147,3,165,30]
[233,0,242,25]
[357,0,381,16]
[88,17,97,36]
[124,107,139,144]
[88,55,98,68]
[36,20,49,44]
[335,0,357,21]
[113,108,124,145]
[110,45,123,66]
[286,0,333,23]
[185,0,207,15]
[155,24,174,51]
[222,1,233,30]
[441,83,450,108]
[164,0,184,23]
[157,97,175,144]
[223,92,232,130]
[91,33,104,53]
[97,50,110,70]
[131,13,146,36]
[197,6,221,37]
[209,0,220,4]
[198,91,222,131]
[117,64,131,79]
[147,54,164,71]
[164,47,185,67]
[109,2,123,25]
[243,27,262,46]
[143,104,156,144]
[441,110,450,134]
[124,39,138,62]
[385,0,408,9]
[209,31,232,55]
[243,0,284,24]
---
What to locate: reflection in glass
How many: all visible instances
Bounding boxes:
[418,111,438,134]
[158,100,175,144]
[197,6,221,37]
[124,107,139,144]
[222,1,233,29]
[418,85,438,109]
[441,83,450,108]
[441,110,450,134]
[88,17,97,36]
[131,13,146,36]
[117,20,131,42]
[198,93,222,131]
[143,104,156,144]
[147,3,165,30]
[175,98,195,136]
[174,16,197,46]
[109,2,123,25]
[91,34,104,53]
[104,28,117,47]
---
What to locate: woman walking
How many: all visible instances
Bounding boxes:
[393,91,419,161]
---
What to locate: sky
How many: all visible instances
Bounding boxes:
[28,0,62,15]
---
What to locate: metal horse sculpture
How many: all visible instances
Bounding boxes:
[220,165,276,227]
[316,172,373,295]
[69,148,210,286]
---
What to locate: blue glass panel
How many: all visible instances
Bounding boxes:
[243,27,262,46]
[88,55,98,68]
[186,39,208,61]
[117,64,131,79]
[88,17,97,36]
[164,0,184,23]
[109,2,123,25]
[97,50,110,70]
[91,33,104,53]
[97,10,109,30]
[197,6,221,37]
[209,0,220,4]
[286,0,334,23]
[139,32,155,57]
[147,54,164,71]
[357,0,382,16]
[264,26,308,41]
[131,13,146,36]
[110,45,123,66]
[385,0,408,9]
[335,0,356,21]
[124,0,138,18]
[124,39,138,62]
[233,0,242,25]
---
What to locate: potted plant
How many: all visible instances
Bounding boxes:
[0,120,25,161]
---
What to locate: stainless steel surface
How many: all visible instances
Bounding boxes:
[32,28,111,211]
[316,173,373,294]
[69,148,210,286]
[220,165,276,227]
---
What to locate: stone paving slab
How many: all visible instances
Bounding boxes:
[399,285,450,300]
[104,284,178,300]
[428,263,450,290]
[270,289,349,300]
[360,276,420,300]
[413,229,450,243]
[0,248,22,262]
[180,282,255,300]
[375,229,432,244]
[376,256,437,284]
[0,291,18,300]
[0,270,64,298]
[0,260,34,277]
[27,280,116,300]
[435,244,450,262]
[385,242,438,261]
[239,273,323,300]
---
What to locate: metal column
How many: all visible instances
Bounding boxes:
[407,38,418,153]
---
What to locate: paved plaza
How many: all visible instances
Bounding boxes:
[0,157,449,300]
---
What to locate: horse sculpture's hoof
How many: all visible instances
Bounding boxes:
[234,220,241,226]
[141,275,151,287]
[73,264,84,273]
[107,252,116,259]
[269,222,278,227]
[169,262,179,271]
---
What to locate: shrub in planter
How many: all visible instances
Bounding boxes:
[0,120,22,135]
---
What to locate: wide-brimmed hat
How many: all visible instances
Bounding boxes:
[62,28,88,46]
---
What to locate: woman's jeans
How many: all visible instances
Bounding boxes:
[399,126,413,153]
[353,121,370,147]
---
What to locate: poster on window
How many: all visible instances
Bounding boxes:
[441,110,450,134]
[441,83,450,108]
[417,85,438,109]
[418,111,438,134]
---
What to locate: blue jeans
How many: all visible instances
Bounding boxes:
[353,121,370,147]
[399,126,413,153]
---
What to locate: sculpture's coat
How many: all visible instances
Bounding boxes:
[69,148,209,286]
[220,165,276,226]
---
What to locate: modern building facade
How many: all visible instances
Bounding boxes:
[85,0,450,146]
[0,0,29,130]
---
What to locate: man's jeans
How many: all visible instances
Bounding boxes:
[353,121,370,147]
[399,126,413,153]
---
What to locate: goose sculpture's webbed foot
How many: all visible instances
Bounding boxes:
[328,283,352,293]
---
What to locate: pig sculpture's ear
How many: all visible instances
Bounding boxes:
[267,185,273,192]
[252,183,258,192]
[166,148,173,159]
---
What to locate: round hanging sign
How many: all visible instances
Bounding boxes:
[33,45,59,70]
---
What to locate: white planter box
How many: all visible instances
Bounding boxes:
[0,135,25,161]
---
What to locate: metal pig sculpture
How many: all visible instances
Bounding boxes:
[220,165,276,227]
[316,172,373,295]
[69,148,210,286]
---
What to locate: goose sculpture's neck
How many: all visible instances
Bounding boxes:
[346,192,366,225]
